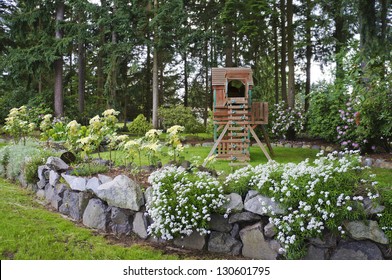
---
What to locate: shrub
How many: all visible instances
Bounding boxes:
[307,83,343,142]
[158,105,205,134]
[223,150,383,259]
[127,114,152,136]
[146,165,227,240]
[69,163,109,177]
[271,101,305,140]
[4,106,36,145]
[0,140,41,181]
[24,149,59,184]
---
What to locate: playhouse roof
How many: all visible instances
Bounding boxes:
[211,67,254,86]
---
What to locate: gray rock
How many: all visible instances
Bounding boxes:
[49,170,60,186]
[244,190,259,203]
[331,240,383,260]
[208,231,242,255]
[230,223,240,239]
[303,245,327,260]
[344,220,389,244]
[110,207,132,235]
[308,232,337,248]
[86,177,101,194]
[44,184,55,202]
[374,159,385,168]
[17,173,28,188]
[202,142,214,147]
[83,198,110,231]
[50,194,62,210]
[363,198,385,215]
[228,212,261,224]
[36,189,45,200]
[98,174,112,184]
[95,175,144,211]
[311,145,320,150]
[239,222,278,260]
[37,178,47,189]
[284,143,292,148]
[173,231,206,250]
[292,144,302,149]
[302,144,311,149]
[180,160,191,169]
[264,223,277,238]
[363,158,373,167]
[46,156,69,171]
[222,193,244,213]
[244,195,285,216]
[144,187,154,207]
[61,174,87,192]
[59,190,91,221]
[132,212,149,239]
[37,165,49,181]
[209,214,232,233]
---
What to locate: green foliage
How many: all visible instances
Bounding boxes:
[127,114,152,136]
[0,140,41,181]
[24,149,59,184]
[165,125,185,162]
[69,163,109,177]
[271,101,305,139]
[158,105,205,134]
[307,83,343,142]
[3,106,36,145]
[147,165,227,240]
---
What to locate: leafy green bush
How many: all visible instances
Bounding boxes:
[127,114,152,136]
[24,149,59,184]
[69,163,109,177]
[271,101,305,139]
[307,83,343,142]
[158,105,205,134]
[224,150,383,259]
[147,165,227,240]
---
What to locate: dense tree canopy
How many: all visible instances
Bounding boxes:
[0,0,391,138]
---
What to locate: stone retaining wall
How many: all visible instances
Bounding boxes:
[21,156,391,260]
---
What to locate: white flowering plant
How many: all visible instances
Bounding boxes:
[146,165,227,240]
[4,106,36,145]
[271,101,305,139]
[165,125,185,162]
[224,150,383,259]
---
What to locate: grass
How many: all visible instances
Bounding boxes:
[95,146,320,174]
[0,178,178,260]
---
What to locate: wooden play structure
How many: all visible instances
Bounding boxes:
[203,67,273,167]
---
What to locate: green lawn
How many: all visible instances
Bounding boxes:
[0,178,178,260]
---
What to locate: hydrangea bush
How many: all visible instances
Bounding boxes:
[146,166,227,240]
[224,150,383,259]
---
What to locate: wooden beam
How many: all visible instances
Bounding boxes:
[248,125,272,161]
[260,125,274,156]
[202,123,230,167]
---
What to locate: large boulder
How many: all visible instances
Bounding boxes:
[173,231,206,250]
[59,189,91,221]
[132,212,149,239]
[344,220,389,245]
[46,156,69,171]
[94,175,144,211]
[239,222,279,260]
[82,198,110,231]
[85,177,101,194]
[110,207,132,235]
[244,194,285,216]
[222,193,244,213]
[207,231,242,255]
[331,240,383,260]
[61,174,87,192]
[209,214,232,233]
[228,212,261,224]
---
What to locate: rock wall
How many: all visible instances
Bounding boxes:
[22,157,390,260]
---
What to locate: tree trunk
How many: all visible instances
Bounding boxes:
[152,0,159,128]
[78,10,86,115]
[287,0,295,109]
[305,0,312,112]
[280,0,287,104]
[54,1,65,117]
[273,2,279,104]
[225,21,234,67]
[183,52,188,107]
